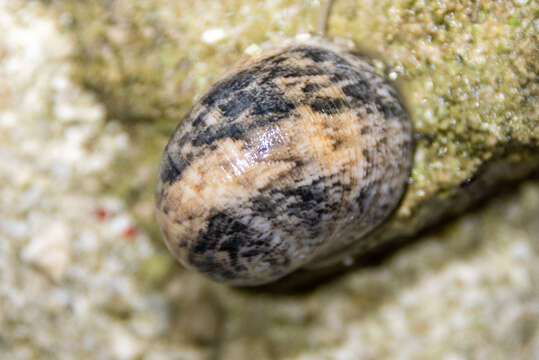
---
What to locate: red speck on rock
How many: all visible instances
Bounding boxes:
[94,207,109,221]
[122,226,137,241]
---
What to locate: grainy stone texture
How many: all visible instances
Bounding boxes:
[0,0,537,359]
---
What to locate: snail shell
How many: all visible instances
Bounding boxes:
[156,38,413,286]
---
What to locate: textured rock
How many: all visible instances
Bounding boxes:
[0,0,537,359]
[51,0,538,278]
[21,221,71,282]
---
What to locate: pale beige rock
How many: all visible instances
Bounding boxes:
[0,1,537,359]
[21,221,71,282]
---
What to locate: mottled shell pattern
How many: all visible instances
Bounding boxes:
[156,38,413,286]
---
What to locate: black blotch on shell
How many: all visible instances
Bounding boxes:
[160,152,186,184]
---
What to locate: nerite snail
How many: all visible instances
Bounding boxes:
[155,0,413,286]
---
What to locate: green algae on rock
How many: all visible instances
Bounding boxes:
[52,0,321,130]
[52,0,538,283]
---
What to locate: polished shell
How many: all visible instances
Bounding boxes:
[156,41,413,285]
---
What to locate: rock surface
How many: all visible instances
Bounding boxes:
[54,0,538,274]
[0,0,537,359]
